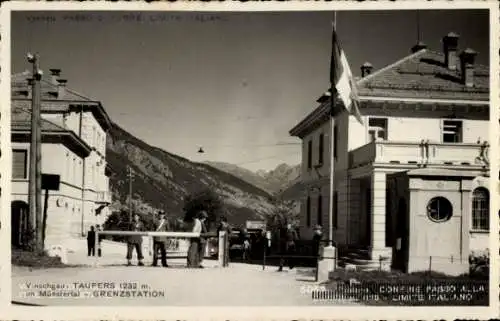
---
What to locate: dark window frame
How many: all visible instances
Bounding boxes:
[317,194,323,226]
[472,187,489,231]
[12,149,28,179]
[318,133,324,166]
[442,120,463,143]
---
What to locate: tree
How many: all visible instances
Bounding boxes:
[182,189,224,230]
[265,198,300,232]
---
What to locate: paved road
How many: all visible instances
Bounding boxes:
[12,259,336,306]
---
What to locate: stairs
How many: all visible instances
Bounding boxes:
[337,246,382,271]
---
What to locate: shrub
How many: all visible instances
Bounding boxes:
[469,250,489,279]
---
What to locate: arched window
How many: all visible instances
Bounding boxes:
[427,197,453,222]
[472,187,489,230]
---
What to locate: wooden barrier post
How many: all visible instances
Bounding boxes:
[218,231,225,267]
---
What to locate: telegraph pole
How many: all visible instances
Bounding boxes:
[27,53,43,253]
[127,166,133,223]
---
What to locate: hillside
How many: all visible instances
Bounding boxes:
[204,162,300,195]
[106,123,276,227]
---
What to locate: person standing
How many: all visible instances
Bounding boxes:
[277,223,299,272]
[185,211,202,268]
[198,211,209,268]
[96,225,103,257]
[217,216,232,267]
[152,211,169,267]
[87,226,96,257]
[312,225,323,268]
[127,214,145,266]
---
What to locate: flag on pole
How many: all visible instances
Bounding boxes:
[330,23,364,125]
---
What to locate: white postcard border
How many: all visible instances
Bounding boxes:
[0,1,498,319]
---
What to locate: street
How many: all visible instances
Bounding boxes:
[12,259,343,306]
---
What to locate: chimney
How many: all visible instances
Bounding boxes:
[443,32,459,70]
[361,62,373,78]
[411,41,427,53]
[49,68,61,85]
[460,48,477,88]
[57,79,67,98]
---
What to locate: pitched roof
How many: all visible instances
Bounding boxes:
[11,107,67,132]
[357,49,489,101]
[11,70,112,131]
[12,70,95,102]
[290,46,489,138]
[11,107,92,158]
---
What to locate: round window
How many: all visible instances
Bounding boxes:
[427,197,453,222]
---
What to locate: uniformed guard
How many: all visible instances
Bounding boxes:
[152,211,169,267]
[127,213,145,266]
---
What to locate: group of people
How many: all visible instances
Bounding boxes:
[88,209,224,268]
[87,210,324,270]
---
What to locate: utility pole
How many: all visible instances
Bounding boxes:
[27,53,43,253]
[127,166,133,223]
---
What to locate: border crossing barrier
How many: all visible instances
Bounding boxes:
[95,230,228,267]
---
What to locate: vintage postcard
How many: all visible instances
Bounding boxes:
[0,1,499,319]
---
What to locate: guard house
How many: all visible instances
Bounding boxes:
[289,33,490,275]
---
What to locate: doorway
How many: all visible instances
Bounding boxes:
[11,201,29,248]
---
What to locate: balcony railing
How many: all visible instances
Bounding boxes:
[349,140,489,168]
[96,190,112,204]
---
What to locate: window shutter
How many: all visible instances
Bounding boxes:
[12,150,27,179]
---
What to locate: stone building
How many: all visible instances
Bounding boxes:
[289,33,490,275]
[11,69,112,251]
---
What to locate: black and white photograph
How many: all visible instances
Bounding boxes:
[2,1,497,315]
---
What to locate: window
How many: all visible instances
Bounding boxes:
[317,194,323,226]
[318,133,324,165]
[442,120,462,143]
[333,125,338,160]
[333,191,338,229]
[307,140,313,169]
[368,118,388,142]
[12,149,27,179]
[427,197,453,222]
[472,187,489,230]
[306,196,311,227]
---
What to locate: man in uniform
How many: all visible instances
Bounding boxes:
[277,223,299,272]
[152,211,169,267]
[127,213,145,266]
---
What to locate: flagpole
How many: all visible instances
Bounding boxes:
[328,11,337,248]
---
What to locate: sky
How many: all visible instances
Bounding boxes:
[11,9,489,172]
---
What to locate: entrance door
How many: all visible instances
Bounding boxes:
[11,201,29,248]
[394,198,409,272]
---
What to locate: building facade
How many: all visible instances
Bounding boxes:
[11,69,112,251]
[289,34,490,275]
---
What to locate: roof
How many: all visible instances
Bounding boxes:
[11,108,92,158]
[12,107,67,132]
[12,70,95,102]
[11,70,112,131]
[290,46,489,138]
[357,49,489,101]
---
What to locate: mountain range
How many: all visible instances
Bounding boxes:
[204,161,300,195]
[106,123,292,227]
